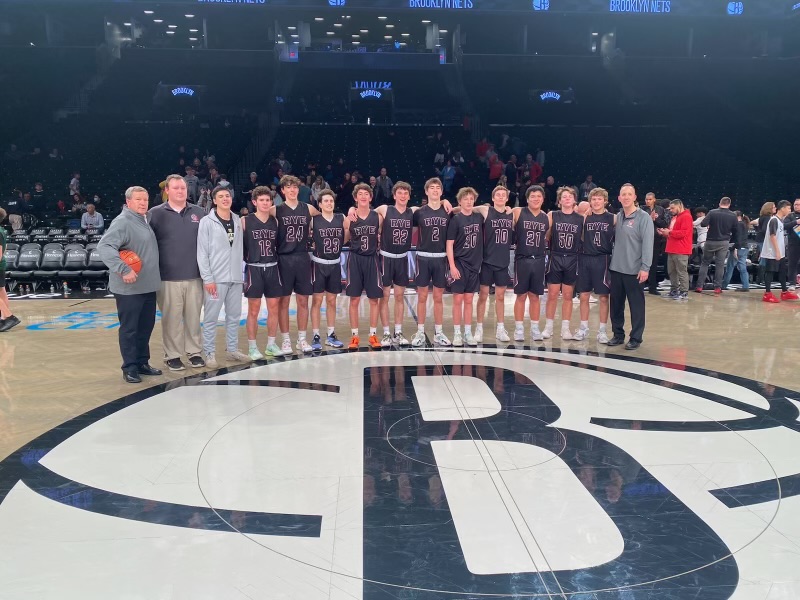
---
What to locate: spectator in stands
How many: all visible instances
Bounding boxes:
[31,182,46,207]
[48,148,63,161]
[375,168,393,207]
[97,186,162,383]
[693,208,708,249]
[543,176,557,212]
[218,174,234,200]
[323,164,334,184]
[339,174,357,213]
[441,160,456,195]
[241,172,260,203]
[536,147,546,170]
[488,155,504,187]
[239,207,249,217]
[476,137,490,165]
[432,131,447,165]
[184,167,200,203]
[21,192,40,221]
[193,158,207,180]
[71,194,87,214]
[208,167,221,188]
[148,174,207,371]
[452,167,467,196]
[277,151,292,174]
[3,144,23,161]
[311,176,328,203]
[0,208,20,333]
[579,175,597,201]
[643,193,669,295]
[69,172,81,197]
[505,155,518,193]
[368,176,377,195]
[784,198,800,291]
[298,180,312,204]
[722,211,751,292]
[273,169,284,186]
[694,196,738,294]
[81,204,104,230]
[198,186,212,213]
[452,151,465,166]
[661,199,693,300]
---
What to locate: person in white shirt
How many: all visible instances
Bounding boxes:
[80,204,104,230]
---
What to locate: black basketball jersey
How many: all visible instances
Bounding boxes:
[582,212,615,256]
[483,206,514,268]
[312,213,345,260]
[447,212,483,272]
[276,201,311,255]
[380,205,413,254]
[413,204,449,254]
[244,214,278,263]
[551,210,583,254]
[514,208,549,258]
[349,210,380,256]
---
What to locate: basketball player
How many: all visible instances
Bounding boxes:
[243,186,284,360]
[511,185,550,342]
[446,187,484,347]
[346,183,384,350]
[374,181,414,347]
[411,178,452,348]
[265,175,322,354]
[574,188,615,343]
[544,186,583,340]
[310,189,346,350]
[472,186,514,343]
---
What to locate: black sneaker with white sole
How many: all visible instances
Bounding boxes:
[188,355,206,368]
[165,358,186,371]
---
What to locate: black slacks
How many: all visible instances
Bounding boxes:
[647,243,665,292]
[115,292,157,371]
[610,270,646,344]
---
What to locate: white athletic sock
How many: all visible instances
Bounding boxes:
[267,336,275,346]
[599,323,607,331]
[532,323,541,332]
[298,331,306,340]
[454,325,461,334]
[327,326,335,336]
[282,332,290,341]
[370,327,377,335]
[515,320,524,331]
[545,319,554,330]
[394,324,402,334]
[475,323,483,331]
[248,339,258,350]
[496,323,504,332]
[434,324,443,334]
[580,321,589,331]
[312,329,320,336]
[464,325,472,335]
[352,328,359,336]
[383,326,390,335]
[418,324,425,333]
[561,320,570,329]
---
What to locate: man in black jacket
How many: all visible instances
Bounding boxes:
[785,198,800,291]
[643,193,669,295]
[694,196,738,293]
[722,211,750,291]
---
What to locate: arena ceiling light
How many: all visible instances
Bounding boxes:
[123,22,132,26]
[439,29,447,33]
[166,31,174,35]
[360,29,368,32]
[422,19,431,23]
[334,23,342,27]
[352,34,359,37]
[378,16,387,20]
[315,17,324,21]
[185,14,194,18]
[384,35,392,39]
[153,19,163,23]
[189,37,198,41]
[168,25,178,28]
[386,24,394,28]
[287,26,296,30]
[290,34,299,38]
[144,10,154,14]
[189,28,198,32]
[326,31,334,35]
[401,33,410,36]
[352,41,360,45]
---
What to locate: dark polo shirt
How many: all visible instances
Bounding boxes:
[147,201,205,281]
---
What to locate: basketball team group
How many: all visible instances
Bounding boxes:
[97,174,653,383]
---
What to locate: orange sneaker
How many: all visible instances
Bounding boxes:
[348,335,360,350]
[368,334,382,349]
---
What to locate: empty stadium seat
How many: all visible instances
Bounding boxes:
[8,245,41,287]
[33,247,65,288]
[58,248,88,282]
[82,247,109,286]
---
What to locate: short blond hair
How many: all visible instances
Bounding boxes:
[588,187,608,202]
[491,186,509,199]
[456,187,478,203]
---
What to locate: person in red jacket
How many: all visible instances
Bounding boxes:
[660,199,693,300]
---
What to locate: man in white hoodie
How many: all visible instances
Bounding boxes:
[197,186,250,368]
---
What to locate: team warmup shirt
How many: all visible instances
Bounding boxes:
[550,211,583,254]
[381,206,413,255]
[483,206,513,268]
[447,212,484,272]
[244,214,278,263]
[413,204,449,253]
[276,201,311,254]
[582,212,615,256]
[514,209,550,257]
[312,214,345,260]
[349,211,380,256]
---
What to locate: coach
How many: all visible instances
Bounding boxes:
[98,186,162,383]
[608,183,653,350]
[148,174,206,371]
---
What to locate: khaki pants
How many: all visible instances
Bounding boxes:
[667,253,689,293]
[157,279,204,360]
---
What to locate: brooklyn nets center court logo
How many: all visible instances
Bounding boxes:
[1,348,798,599]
